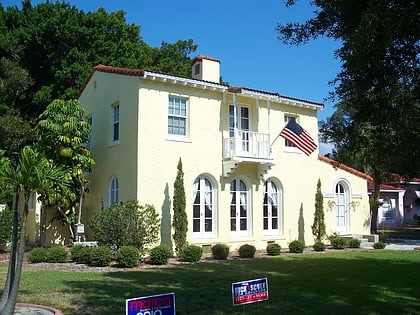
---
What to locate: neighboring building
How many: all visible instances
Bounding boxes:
[77,55,373,251]
[369,177,420,227]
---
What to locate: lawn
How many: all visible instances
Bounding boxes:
[1,250,420,314]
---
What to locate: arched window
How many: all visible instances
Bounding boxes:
[335,181,349,232]
[263,179,282,235]
[230,178,250,236]
[193,176,216,239]
[109,176,119,205]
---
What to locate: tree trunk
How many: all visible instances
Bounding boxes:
[370,170,382,234]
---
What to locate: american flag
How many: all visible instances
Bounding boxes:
[279,119,317,156]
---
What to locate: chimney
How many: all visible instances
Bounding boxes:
[191,55,220,83]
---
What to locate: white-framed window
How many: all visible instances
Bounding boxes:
[380,197,393,219]
[230,178,250,237]
[335,181,349,232]
[193,176,216,239]
[109,176,119,205]
[263,179,282,235]
[86,115,93,150]
[284,115,297,148]
[112,104,120,143]
[168,97,187,136]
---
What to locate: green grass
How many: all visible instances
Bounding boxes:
[1,250,420,314]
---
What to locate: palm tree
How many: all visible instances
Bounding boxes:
[0,146,70,315]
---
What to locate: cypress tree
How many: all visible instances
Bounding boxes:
[312,178,326,242]
[172,158,187,255]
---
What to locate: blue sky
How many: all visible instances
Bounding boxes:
[3,0,341,152]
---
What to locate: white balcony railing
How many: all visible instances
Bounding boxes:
[223,130,271,160]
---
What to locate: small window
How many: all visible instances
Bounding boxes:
[284,115,297,148]
[168,97,187,136]
[109,177,119,204]
[194,63,201,75]
[86,115,92,150]
[112,105,120,142]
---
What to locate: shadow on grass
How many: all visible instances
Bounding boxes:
[61,251,420,315]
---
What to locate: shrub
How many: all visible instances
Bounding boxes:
[180,244,203,262]
[211,243,229,260]
[46,246,68,263]
[289,240,305,253]
[330,237,346,249]
[238,244,256,258]
[70,244,84,262]
[373,242,386,249]
[149,244,172,265]
[28,247,48,263]
[89,200,160,256]
[378,231,388,243]
[313,241,326,252]
[266,243,281,256]
[348,239,361,248]
[0,206,13,251]
[117,246,140,268]
[89,246,112,267]
[78,246,93,264]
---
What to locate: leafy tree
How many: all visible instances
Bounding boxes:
[89,200,160,257]
[172,158,187,255]
[277,0,420,233]
[0,146,70,315]
[312,179,326,242]
[36,99,94,242]
[0,206,13,251]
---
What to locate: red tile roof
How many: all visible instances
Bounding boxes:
[318,155,373,181]
[192,55,221,64]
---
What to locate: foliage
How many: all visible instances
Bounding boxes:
[46,246,69,263]
[313,241,326,252]
[266,243,281,256]
[0,206,13,248]
[27,247,48,264]
[348,239,361,249]
[238,244,256,258]
[89,200,160,255]
[77,247,93,265]
[330,237,346,250]
[288,240,305,253]
[116,246,140,268]
[373,242,386,250]
[211,243,230,260]
[312,178,326,242]
[172,158,187,255]
[88,246,112,267]
[378,231,389,243]
[179,244,203,262]
[149,244,172,265]
[70,244,84,262]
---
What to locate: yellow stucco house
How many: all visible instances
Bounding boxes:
[77,55,373,251]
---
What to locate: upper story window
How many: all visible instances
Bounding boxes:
[168,97,187,136]
[112,104,120,143]
[86,115,92,150]
[229,105,250,137]
[284,115,297,148]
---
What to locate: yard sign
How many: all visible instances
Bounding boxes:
[232,277,269,306]
[126,292,175,315]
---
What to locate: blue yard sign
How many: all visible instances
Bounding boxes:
[126,292,175,315]
[232,278,269,306]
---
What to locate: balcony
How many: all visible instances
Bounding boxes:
[223,130,274,177]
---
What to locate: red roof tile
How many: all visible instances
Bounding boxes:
[318,155,373,181]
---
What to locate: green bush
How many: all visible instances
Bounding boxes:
[348,239,361,248]
[46,246,69,263]
[331,237,346,249]
[266,243,281,256]
[70,244,84,262]
[238,244,256,258]
[313,241,326,252]
[117,246,140,268]
[89,246,112,267]
[28,247,48,263]
[78,247,93,264]
[0,207,13,250]
[180,244,203,262]
[289,240,305,253]
[149,244,172,265]
[211,243,229,260]
[373,242,386,249]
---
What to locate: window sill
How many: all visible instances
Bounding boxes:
[166,135,192,143]
[284,147,302,154]
[108,140,120,147]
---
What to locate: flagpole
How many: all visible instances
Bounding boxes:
[270,133,281,147]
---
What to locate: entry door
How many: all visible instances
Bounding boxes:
[335,183,349,232]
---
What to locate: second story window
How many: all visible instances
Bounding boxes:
[284,115,297,148]
[86,115,92,150]
[113,104,120,143]
[168,97,187,136]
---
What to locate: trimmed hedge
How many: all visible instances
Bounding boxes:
[46,246,69,263]
[180,244,203,262]
[28,247,48,263]
[211,243,230,260]
[117,246,140,268]
[313,241,326,252]
[149,244,172,265]
[289,240,305,253]
[266,243,281,256]
[238,244,256,258]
